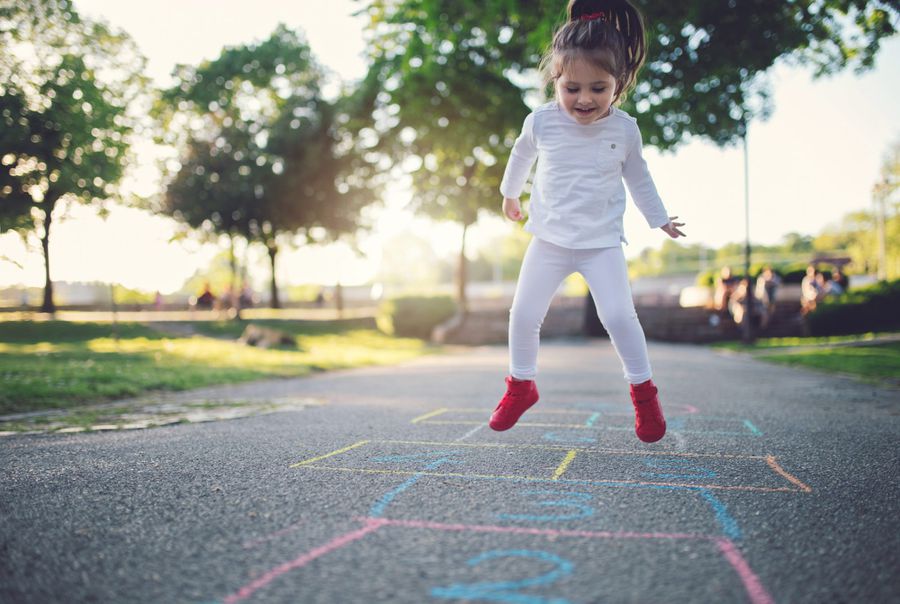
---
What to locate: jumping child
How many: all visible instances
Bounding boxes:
[489,0,686,442]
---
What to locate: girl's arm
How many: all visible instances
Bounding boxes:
[499,113,538,206]
[622,124,670,230]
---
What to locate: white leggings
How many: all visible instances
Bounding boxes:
[509,238,652,384]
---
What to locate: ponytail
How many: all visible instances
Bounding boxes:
[542,0,647,101]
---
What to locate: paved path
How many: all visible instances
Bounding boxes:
[2,341,898,603]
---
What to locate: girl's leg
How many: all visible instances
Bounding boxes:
[577,246,652,384]
[508,238,572,379]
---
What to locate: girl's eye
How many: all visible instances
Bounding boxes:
[566,88,579,94]
[593,88,606,93]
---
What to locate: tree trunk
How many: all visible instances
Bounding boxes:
[334,281,343,318]
[229,234,241,319]
[39,200,56,314]
[267,241,280,309]
[457,222,468,314]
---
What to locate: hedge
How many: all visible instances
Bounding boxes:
[695,262,823,287]
[806,279,900,336]
[377,295,458,339]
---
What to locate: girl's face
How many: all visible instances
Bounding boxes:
[555,58,618,125]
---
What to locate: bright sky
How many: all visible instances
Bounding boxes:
[1,0,897,293]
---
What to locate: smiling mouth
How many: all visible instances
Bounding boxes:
[574,107,595,116]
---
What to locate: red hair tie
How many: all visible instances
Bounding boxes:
[580,11,607,22]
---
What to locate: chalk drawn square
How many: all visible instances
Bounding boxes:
[369,475,736,538]
[293,440,810,494]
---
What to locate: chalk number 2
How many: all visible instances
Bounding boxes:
[431,549,574,604]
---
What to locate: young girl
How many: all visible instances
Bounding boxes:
[489,0,686,443]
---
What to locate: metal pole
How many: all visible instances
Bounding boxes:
[742,126,754,343]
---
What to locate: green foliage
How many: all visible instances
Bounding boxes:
[358,0,897,150]
[357,2,536,307]
[815,140,899,279]
[806,279,900,335]
[356,0,896,305]
[377,295,458,339]
[0,0,150,311]
[694,261,809,287]
[157,25,382,307]
[285,284,329,303]
[112,286,156,305]
[643,168,898,285]
[158,26,326,243]
[631,239,715,279]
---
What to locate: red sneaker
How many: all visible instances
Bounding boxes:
[630,380,666,443]
[489,376,539,431]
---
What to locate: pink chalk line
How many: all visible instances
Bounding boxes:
[367,517,704,541]
[714,538,776,604]
[242,520,306,550]
[221,518,386,603]
[220,517,774,604]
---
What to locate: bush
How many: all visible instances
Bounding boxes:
[779,265,808,285]
[806,279,900,335]
[696,262,810,287]
[377,295,458,339]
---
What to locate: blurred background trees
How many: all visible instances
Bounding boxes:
[358,0,895,149]
[1,0,897,312]
[156,26,381,309]
[0,0,150,312]
[355,5,531,311]
[355,0,897,310]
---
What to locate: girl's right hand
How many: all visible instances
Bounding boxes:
[661,216,686,238]
[503,197,524,221]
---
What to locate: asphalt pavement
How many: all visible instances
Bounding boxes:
[1,340,898,603]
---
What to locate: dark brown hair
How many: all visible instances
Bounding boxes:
[540,0,647,102]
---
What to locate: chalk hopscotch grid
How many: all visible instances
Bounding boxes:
[218,517,775,604]
[291,439,812,493]
[226,411,798,604]
[223,443,771,601]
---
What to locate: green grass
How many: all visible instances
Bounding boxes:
[0,320,433,415]
[758,343,900,382]
[714,332,900,383]
[714,331,897,351]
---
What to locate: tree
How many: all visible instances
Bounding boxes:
[362,0,897,148]
[628,239,715,277]
[158,26,379,309]
[357,5,532,311]
[870,139,899,278]
[356,0,897,309]
[815,140,899,278]
[0,0,148,312]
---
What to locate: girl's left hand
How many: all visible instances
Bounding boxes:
[661,216,686,238]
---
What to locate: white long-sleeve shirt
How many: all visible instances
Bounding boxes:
[500,101,669,249]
